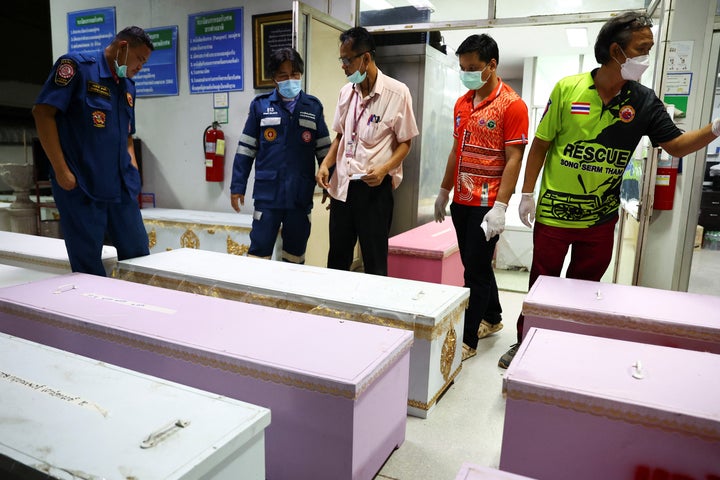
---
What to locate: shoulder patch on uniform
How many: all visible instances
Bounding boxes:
[55,58,77,86]
[87,81,110,98]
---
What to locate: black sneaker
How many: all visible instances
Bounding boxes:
[498,343,520,369]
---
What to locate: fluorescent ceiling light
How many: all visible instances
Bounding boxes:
[565,28,588,48]
[363,0,394,10]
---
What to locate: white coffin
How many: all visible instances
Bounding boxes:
[0,230,117,275]
[114,248,469,418]
[456,463,537,480]
[523,275,720,353]
[0,332,270,480]
[0,273,413,480]
[0,263,58,288]
[500,328,720,480]
[141,207,281,258]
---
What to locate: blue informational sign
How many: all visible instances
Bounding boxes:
[188,8,244,94]
[67,7,116,55]
[135,26,179,97]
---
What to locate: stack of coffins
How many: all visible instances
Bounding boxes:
[0,273,412,480]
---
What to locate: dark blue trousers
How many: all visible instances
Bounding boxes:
[51,180,149,276]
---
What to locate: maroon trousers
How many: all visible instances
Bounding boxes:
[516,216,618,342]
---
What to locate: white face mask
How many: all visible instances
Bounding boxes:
[617,47,650,82]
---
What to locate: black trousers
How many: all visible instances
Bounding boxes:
[450,202,502,349]
[327,176,393,276]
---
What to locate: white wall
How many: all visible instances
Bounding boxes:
[49,0,354,212]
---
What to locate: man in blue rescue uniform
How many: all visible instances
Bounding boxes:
[33,26,154,276]
[231,47,331,263]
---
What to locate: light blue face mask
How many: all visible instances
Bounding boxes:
[277,79,302,98]
[459,64,489,91]
[347,57,367,84]
[114,45,129,78]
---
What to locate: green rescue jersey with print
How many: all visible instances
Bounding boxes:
[534,69,681,228]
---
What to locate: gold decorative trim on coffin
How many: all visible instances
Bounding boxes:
[0,303,412,401]
[0,252,69,271]
[387,245,459,259]
[506,383,720,442]
[524,304,720,343]
[147,228,157,249]
[142,219,252,235]
[113,270,468,341]
[440,327,457,382]
[407,362,462,412]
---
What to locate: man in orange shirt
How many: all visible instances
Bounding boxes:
[435,34,529,360]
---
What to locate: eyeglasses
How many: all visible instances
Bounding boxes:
[338,51,368,66]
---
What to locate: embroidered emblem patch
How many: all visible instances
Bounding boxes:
[264,128,277,141]
[92,111,106,128]
[302,130,312,143]
[126,92,133,107]
[55,59,76,86]
[619,105,635,123]
[487,120,496,129]
[87,81,110,98]
[478,119,486,127]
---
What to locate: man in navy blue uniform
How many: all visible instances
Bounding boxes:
[231,47,331,263]
[33,26,154,276]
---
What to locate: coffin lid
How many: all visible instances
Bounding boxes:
[388,220,459,259]
[0,273,413,400]
[0,332,270,479]
[504,328,720,442]
[523,276,720,343]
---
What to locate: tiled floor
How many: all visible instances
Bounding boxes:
[375,288,526,480]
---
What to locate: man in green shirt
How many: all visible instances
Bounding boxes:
[499,11,720,368]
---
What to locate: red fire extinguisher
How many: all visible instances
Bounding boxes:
[653,153,679,210]
[203,121,225,182]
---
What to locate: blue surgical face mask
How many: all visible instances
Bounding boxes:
[277,79,302,98]
[459,64,489,91]
[114,45,129,78]
[347,57,367,84]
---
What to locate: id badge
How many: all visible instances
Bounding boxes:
[345,138,355,158]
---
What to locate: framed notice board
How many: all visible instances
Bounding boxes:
[252,11,292,89]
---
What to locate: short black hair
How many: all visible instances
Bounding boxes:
[116,26,155,51]
[595,12,653,64]
[268,47,304,77]
[339,27,376,60]
[456,34,499,65]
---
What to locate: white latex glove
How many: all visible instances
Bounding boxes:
[519,192,536,228]
[434,188,451,222]
[712,118,720,136]
[482,201,507,241]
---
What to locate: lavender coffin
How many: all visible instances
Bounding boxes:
[522,275,720,353]
[388,219,464,287]
[113,248,469,418]
[0,333,270,479]
[500,328,720,480]
[0,273,413,480]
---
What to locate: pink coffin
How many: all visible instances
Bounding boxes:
[456,462,537,479]
[523,275,720,353]
[388,219,464,287]
[500,328,720,480]
[0,273,413,480]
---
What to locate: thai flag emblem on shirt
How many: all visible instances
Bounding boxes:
[571,102,591,114]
